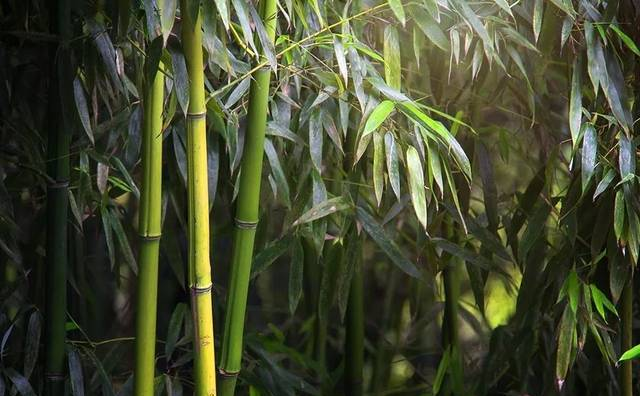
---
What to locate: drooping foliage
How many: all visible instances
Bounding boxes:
[0,0,638,395]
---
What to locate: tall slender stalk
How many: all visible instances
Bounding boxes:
[133,30,165,396]
[181,2,217,394]
[345,263,364,396]
[621,273,633,396]
[218,1,278,394]
[44,1,71,394]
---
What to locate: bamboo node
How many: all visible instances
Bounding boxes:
[45,372,66,381]
[218,368,240,378]
[139,233,162,241]
[186,111,206,119]
[191,283,213,295]
[235,218,259,229]
[48,180,70,189]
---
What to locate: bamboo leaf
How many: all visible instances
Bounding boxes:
[334,37,348,86]
[432,346,450,394]
[432,238,491,270]
[251,236,293,278]
[383,26,401,90]
[556,305,576,389]
[101,206,116,269]
[569,57,582,149]
[142,0,161,40]
[610,24,640,57]
[533,0,543,42]
[264,138,291,208]
[266,122,305,145]
[169,45,190,116]
[593,168,615,200]
[247,0,278,72]
[86,19,122,90]
[309,110,323,172]
[231,0,258,55]
[293,196,351,226]
[363,101,394,138]
[618,134,635,179]
[373,132,385,206]
[601,47,633,132]
[68,348,85,396]
[581,123,597,191]
[619,344,640,362]
[322,112,343,154]
[73,77,94,144]
[112,157,140,199]
[110,208,137,274]
[23,311,41,379]
[413,7,450,51]
[566,270,579,314]
[406,147,427,229]
[614,190,625,241]
[400,103,471,180]
[388,0,406,26]
[212,0,230,31]
[165,303,186,361]
[452,0,493,51]
[161,0,177,44]
[384,132,401,201]
[288,239,304,314]
[590,284,618,322]
[493,0,513,17]
[356,206,420,278]
[4,368,35,396]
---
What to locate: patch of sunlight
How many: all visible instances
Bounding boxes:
[388,353,416,388]
[485,267,522,329]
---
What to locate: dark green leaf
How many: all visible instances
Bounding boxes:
[288,239,304,314]
[356,206,420,278]
[73,77,93,144]
[581,123,597,191]
[165,303,186,361]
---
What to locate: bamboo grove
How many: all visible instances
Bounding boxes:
[0,0,639,395]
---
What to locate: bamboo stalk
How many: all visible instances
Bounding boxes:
[181,2,217,395]
[218,0,278,394]
[345,264,364,396]
[621,274,633,396]
[133,36,165,396]
[343,103,364,396]
[44,1,71,394]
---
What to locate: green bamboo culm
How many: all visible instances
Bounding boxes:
[621,274,633,396]
[218,0,279,394]
[133,28,165,396]
[181,2,217,394]
[44,1,71,394]
[345,264,364,396]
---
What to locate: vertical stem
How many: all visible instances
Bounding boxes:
[621,273,633,396]
[345,262,364,396]
[45,1,70,394]
[181,2,217,395]
[218,1,278,395]
[133,39,165,396]
[343,103,364,396]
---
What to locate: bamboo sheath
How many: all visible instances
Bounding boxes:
[181,2,217,395]
[133,50,165,395]
[218,0,279,394]
[44,1,71,394]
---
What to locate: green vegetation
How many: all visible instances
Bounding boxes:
[0,1,639,395]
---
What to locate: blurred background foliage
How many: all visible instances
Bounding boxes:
[0,0,639,394]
